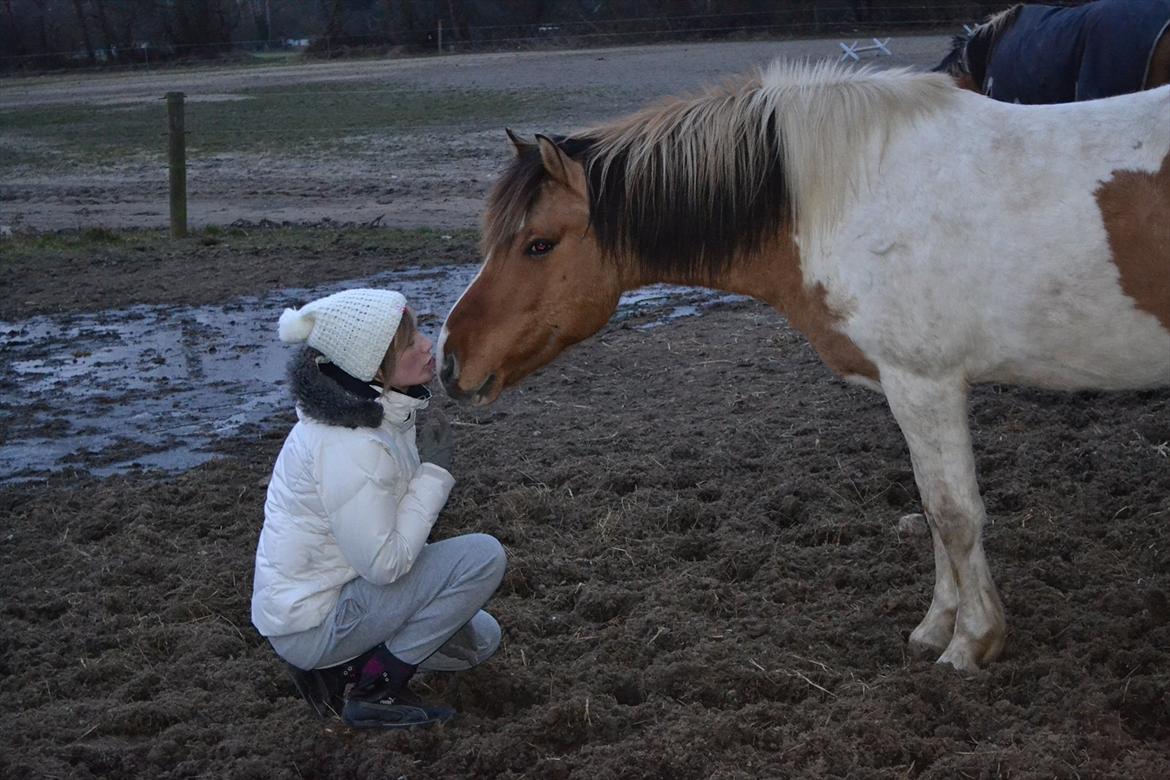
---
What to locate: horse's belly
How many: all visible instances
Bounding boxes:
[913,277,1168,391]
[969,228,1170,390]
[835,241,1170,392]
[972,325,1170,391]
[861,315,1170,392]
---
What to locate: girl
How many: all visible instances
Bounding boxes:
[251,288,506,730]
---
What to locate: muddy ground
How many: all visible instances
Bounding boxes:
[2,35,1169,780]
[2,228,1169,778]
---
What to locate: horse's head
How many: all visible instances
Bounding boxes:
[933,5,1019,95]
[933,34,975,88]
[439,132,623,405]
[933,31,992,94]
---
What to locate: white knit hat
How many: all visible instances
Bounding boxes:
[277,289,407,381]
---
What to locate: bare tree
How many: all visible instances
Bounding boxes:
[91,0,116,55]
[1,0,25,56]
[320,0,344,45]
[71,0,95,62]
[390,0,414,44]
[31,0,50,55]
[446,0,467,43]
[238,0,272,46]
[172,0,239,56]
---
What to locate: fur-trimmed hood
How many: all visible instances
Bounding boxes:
[288,347,431,429]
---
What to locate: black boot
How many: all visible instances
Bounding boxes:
[341,646,455,730]
[284,647,375,720]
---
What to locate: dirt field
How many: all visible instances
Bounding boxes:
[2,36,1169,779]
[0,36,949,234]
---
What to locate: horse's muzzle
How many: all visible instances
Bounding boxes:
[440,352,497,404]
[439,353,458,391]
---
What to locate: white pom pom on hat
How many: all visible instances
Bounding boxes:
[276,288,407,382]
[277,307,315,343]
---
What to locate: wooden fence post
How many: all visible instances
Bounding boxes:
[166,91,188,238]
[437,19,443,53]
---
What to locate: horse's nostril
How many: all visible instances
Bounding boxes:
[440,353,457,386]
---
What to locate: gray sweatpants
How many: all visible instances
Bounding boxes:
[269,533,506,671]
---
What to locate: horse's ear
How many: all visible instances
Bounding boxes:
[535,134,586,194]
[505,128,531,157]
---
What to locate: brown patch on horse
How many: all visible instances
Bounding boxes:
[718,236,880,383]
[794,282,881,383]
[1096,151,1170,331]
[1145,25,1170,89]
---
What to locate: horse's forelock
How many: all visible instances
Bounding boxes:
[481,146,546,259]
[481,135,602,260]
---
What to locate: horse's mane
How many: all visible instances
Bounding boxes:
[983,3,1025,36]
[484,60,955,281]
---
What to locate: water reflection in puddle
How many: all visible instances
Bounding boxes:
[0,265,742,481]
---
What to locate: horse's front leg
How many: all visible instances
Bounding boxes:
[882,369,1006,671]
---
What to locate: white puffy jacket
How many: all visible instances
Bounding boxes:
[251,359,454,638]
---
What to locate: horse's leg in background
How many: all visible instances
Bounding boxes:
[1145,25,1170,89]
[882,369,1006,671]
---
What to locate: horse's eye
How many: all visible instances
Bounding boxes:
[526,239,555,257]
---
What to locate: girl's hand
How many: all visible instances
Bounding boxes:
[418,409,454,472]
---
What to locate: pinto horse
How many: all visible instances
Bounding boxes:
[440,61,1170,671]
[935,0,1170,102]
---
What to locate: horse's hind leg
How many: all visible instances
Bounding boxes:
[882,370,1006,671]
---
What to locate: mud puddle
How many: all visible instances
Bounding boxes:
[0,266,741,481]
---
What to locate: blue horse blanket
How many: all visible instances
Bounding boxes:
[986,0,1170,103]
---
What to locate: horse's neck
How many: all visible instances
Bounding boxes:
[626,236,803,312]
[627,236,877,381]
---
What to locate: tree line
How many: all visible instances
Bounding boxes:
[0,1,1033,71]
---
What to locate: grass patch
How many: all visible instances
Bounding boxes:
[0,223,482,320]
[0,224,478,268]
[0,84,579,170]
[240,51,303,65]
[0,226,160,258]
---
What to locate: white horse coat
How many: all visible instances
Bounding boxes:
[816,87,1170,392]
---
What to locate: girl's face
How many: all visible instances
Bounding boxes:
[387,330,435,389]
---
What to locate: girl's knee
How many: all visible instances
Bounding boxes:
[467,533,506,581]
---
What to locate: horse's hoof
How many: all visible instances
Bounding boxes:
[909,618,953,657]
[908,636,947,659]
[936,647,981,674]
[938,632,1003,673]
